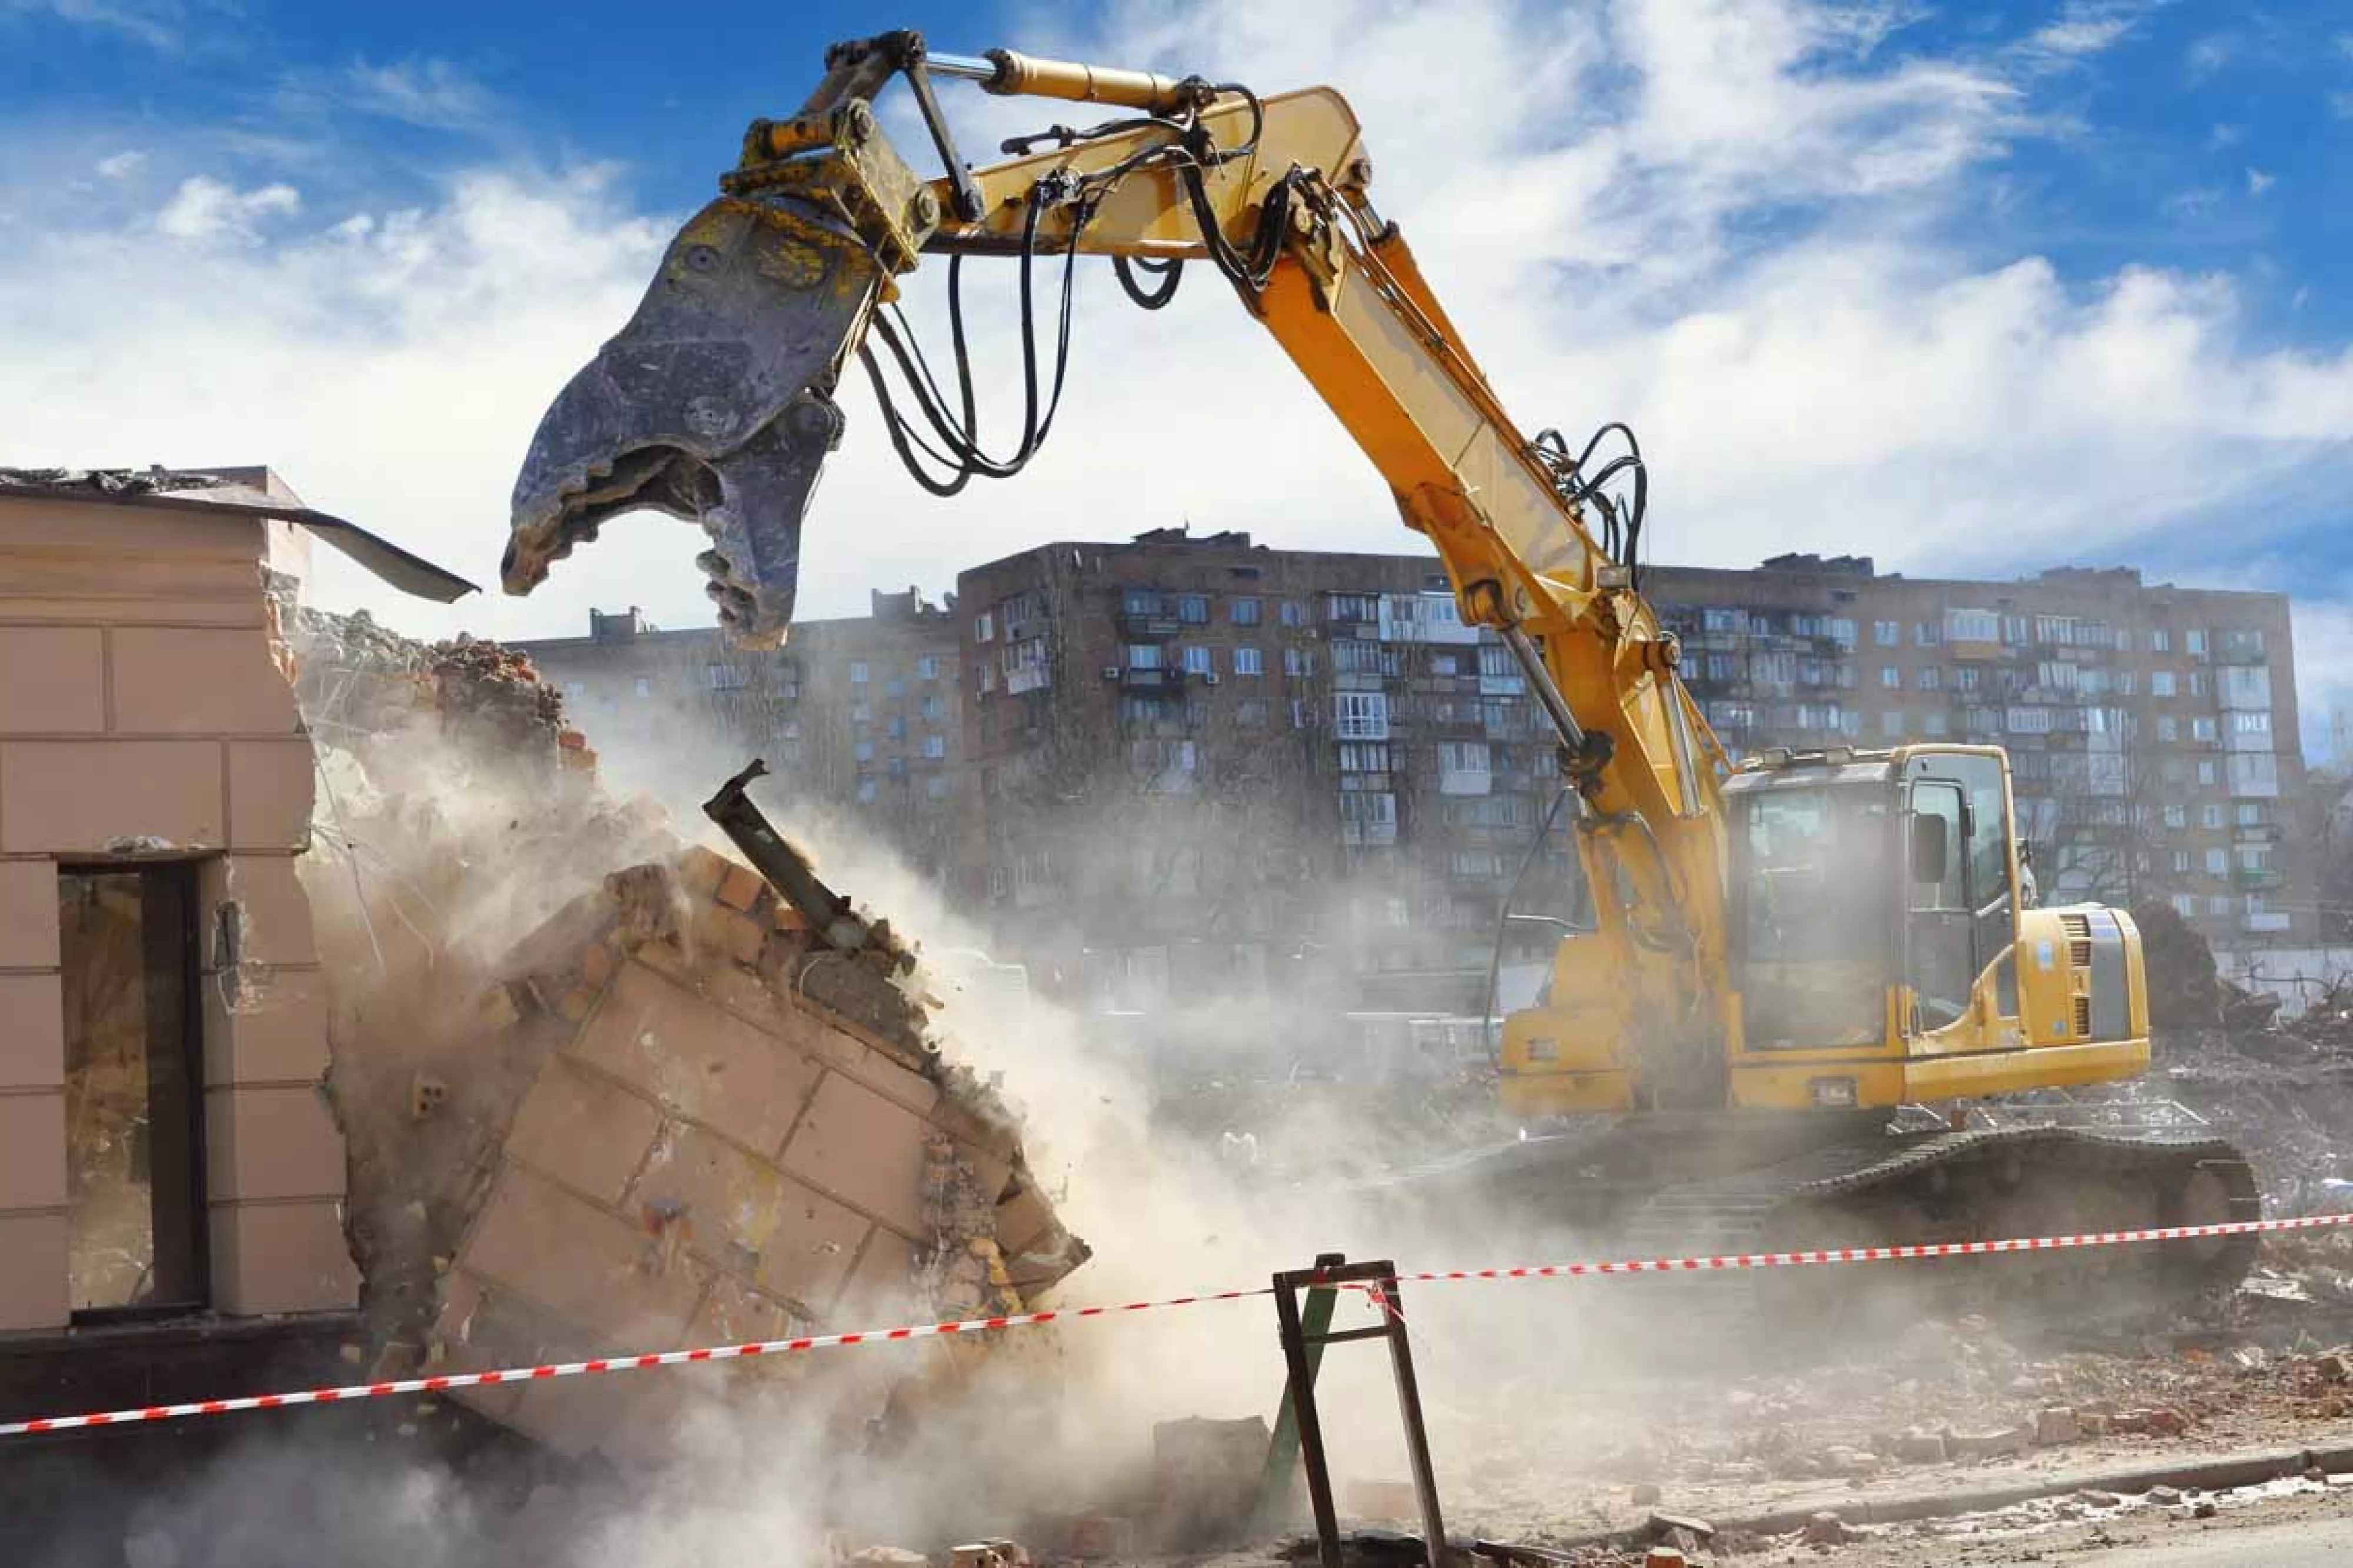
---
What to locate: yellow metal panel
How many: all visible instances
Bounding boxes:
[1499,1070,1635,1116]
[939,89,1366,258]
[1730,1060,1909,1110]
[1729,1039,2148,1108]
[1902,1039,2149,1099]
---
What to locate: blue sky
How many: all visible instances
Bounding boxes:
[3,0,2351,747]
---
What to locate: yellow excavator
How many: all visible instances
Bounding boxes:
[502,32,2257,1329]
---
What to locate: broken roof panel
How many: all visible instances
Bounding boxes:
[0,466,478,604]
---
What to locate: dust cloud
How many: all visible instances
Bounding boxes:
[515,703,1697,1546]
[20,679,1704,1568]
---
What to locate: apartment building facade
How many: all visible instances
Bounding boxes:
[516,590,968,880]
[524,536,2311,997]
[953,529,1578,1009]
[1644,554,2305,942]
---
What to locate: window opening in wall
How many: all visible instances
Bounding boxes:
[59,863,205,1318]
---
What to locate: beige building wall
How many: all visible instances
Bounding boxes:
[0,489,356,1332]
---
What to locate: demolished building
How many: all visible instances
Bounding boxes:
[0,468,1086,1464]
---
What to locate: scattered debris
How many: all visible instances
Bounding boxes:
[285,610,1087,1469]
[1154,1416,1275,1545]
[1801,1510,1851,1546]
[2034,1407,2081,1446]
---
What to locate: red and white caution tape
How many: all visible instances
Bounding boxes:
[6,1209,2350,1440]
[0,1286,1271,1439]
[1399,1210,2353,1284]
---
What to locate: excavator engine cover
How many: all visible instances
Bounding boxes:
[504,195,882,646]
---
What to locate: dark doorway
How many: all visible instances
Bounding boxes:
[58,863,206,1318]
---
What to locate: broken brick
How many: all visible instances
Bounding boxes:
[723,909,766,968]
[1645,1512,1714,1543]
[1947,1426,2031,1460]
[715,860,764,912]
[581,939,618,990]
[1802,1512,1850,1546]
[1892,1431,1948,1463]
[2034,1407,2081,1446]
[679,845,731,898]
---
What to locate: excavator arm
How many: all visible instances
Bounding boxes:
[506,34,1731,1108]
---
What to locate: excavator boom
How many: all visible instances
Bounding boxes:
[506,31,1732,1110]
[497,29,2144,1117]
[504,30,2259,1335]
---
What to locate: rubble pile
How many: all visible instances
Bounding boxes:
[2135,897,2353,1063]
[1424,1308,2353,1560]
[2134,899,2230,1037]
[1564,1315,2231,1495]
[2107,902,2353,1219]
[294,608,583,775]
[427,634,572,768]
[284,614,1088,1469]
[0,464,239,495]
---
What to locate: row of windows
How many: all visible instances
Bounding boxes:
[1705,702,1859,735]
[979,593,1323,644]
[1124,644,1269,676]
[1856,663,2268,703]
[848,735,951,762]
[1115,695,1280,729]
[1700,609,1859,648]
[978,586,1469,646]
[2167,892,2284,922]
[1859,613,2257,656]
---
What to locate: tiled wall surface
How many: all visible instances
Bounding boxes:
[0,495,354,1330]
[431,849,1061,1460]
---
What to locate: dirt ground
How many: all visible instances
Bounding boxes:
[1166,1230,2353,1568]
[1789,1475,2353,1567]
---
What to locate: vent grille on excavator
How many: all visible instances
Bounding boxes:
[2074,995,2093,1036]
[2061,912,2094,968]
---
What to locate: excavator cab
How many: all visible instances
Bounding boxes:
[1501,742,2149,1117]
[1719,743,2149,1110]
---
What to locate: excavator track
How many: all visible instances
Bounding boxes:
[1603,1126,2261,1363]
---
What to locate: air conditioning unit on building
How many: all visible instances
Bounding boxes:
[1204,672,1221,685]
[1101,665,1121,680]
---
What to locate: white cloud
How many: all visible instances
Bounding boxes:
[2247,166,2277,196]
[1,0,179,51]
[155,175,301,243]
[2015,0,2152,68]
[2185,33,2235,81]
[0,0,2347,741]
[1,168,669,629]
[94,148,145,179]
[338,56,498,132]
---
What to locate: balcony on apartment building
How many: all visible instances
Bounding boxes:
[1116,605,1185,640]
[2217,633,2270,666]
[1115,663,1189,693]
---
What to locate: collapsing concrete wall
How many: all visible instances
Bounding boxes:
[289,611,1086,1462]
